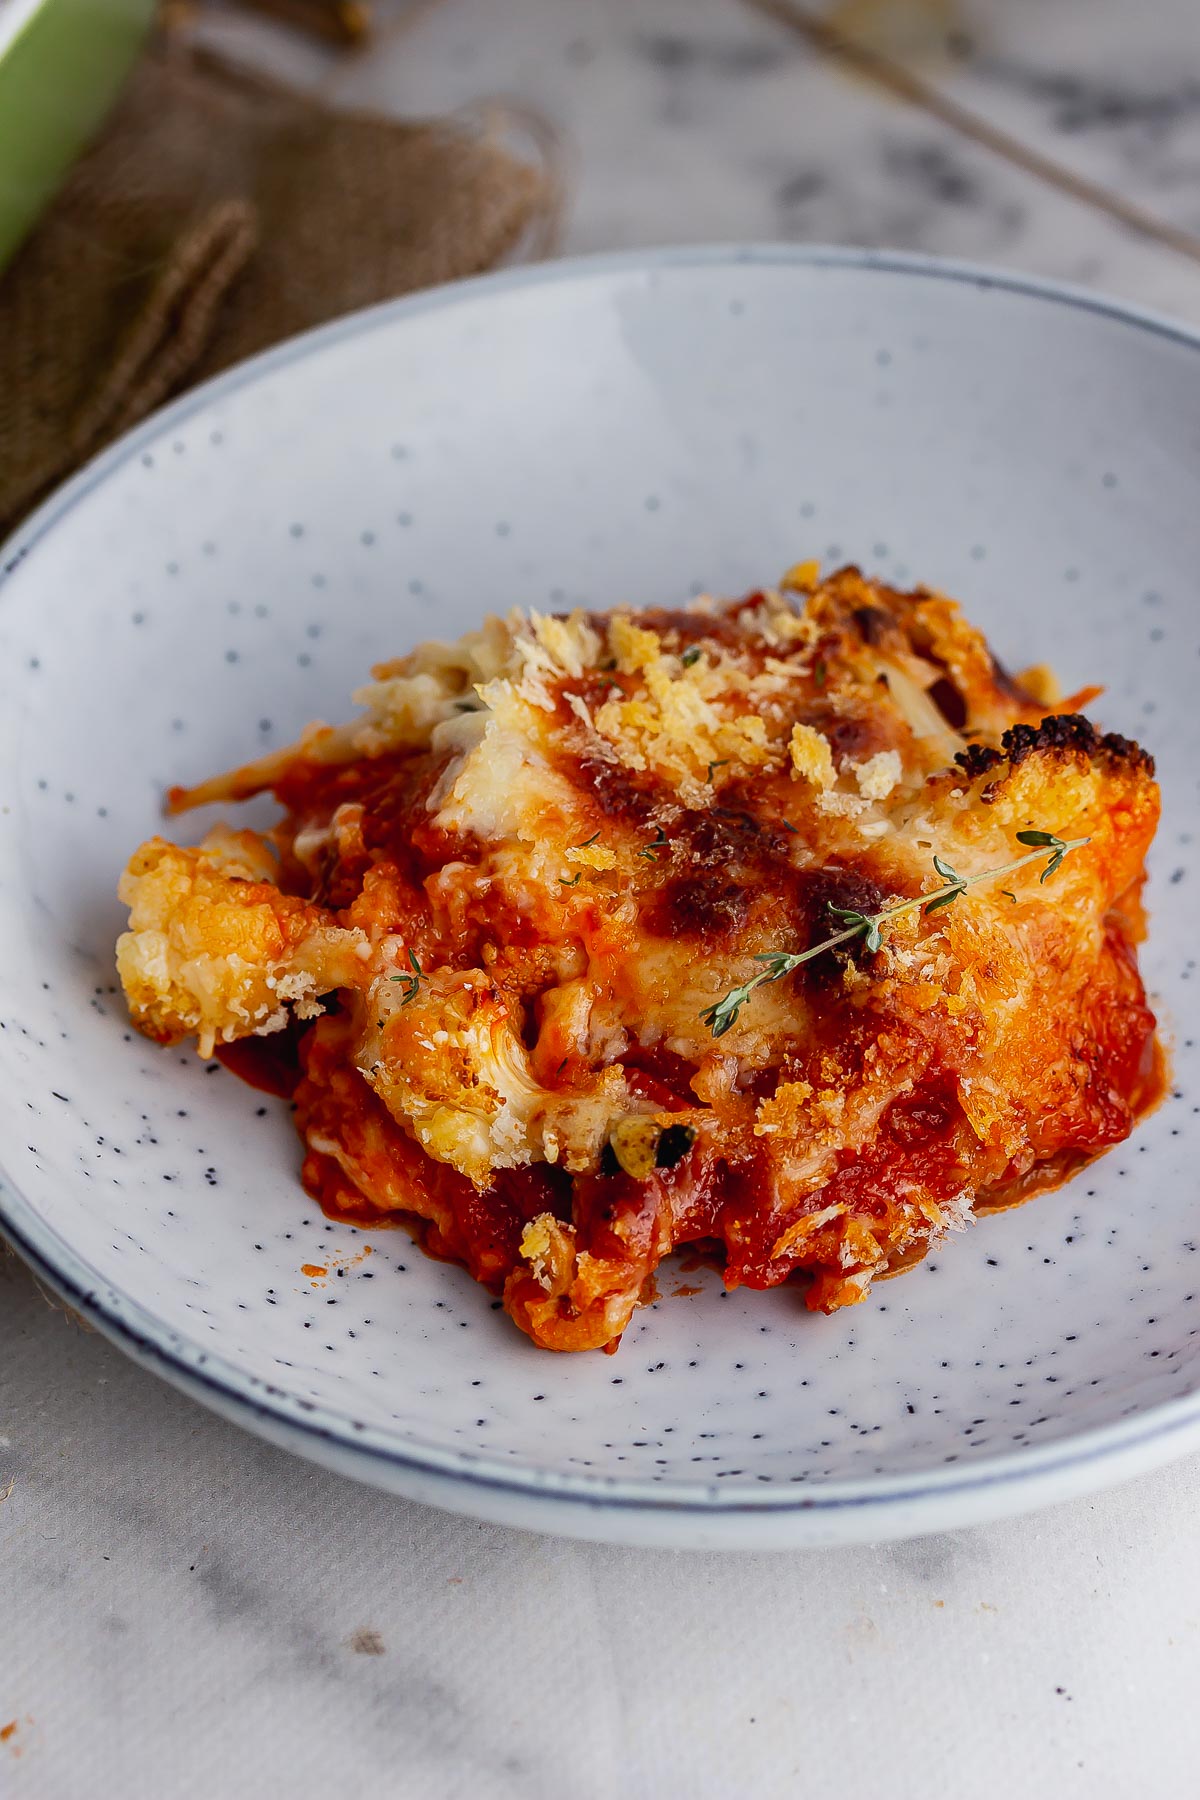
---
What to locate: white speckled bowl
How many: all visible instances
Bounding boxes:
[0,247,1196,1549]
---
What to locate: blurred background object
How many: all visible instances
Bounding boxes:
[9,0,1200,319]
[6,0,1200,513]
[822,0,970,60]
[9,0,1200,535]
[231,0,369,44]
[0,16,559,530]
[0,0,158,268]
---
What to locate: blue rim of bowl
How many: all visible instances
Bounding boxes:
[2,241,1199,1528]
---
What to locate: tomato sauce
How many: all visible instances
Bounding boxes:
[214,1021,305,1098]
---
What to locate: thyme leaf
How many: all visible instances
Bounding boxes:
[389,948,423,1006]
[827,905,883,953]
[924,853,967,914]
[1016,828,1072,882]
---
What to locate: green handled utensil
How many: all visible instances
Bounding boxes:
[0,0,157,273]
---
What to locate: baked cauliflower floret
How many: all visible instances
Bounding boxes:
[356,970,550,1185]
[355,967,642,1186]
[117,829,370,1056]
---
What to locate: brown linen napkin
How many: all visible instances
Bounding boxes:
[0,39,557,535]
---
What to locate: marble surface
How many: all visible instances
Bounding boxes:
[6,1261,1200,1799]
[201,0,1200,317]
[7,0,1200,1793]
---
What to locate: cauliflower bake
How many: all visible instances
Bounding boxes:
[116,565,1161,1352]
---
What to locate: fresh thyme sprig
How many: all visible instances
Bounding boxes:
[389,948,423,1006]
[700,829,1090,1038]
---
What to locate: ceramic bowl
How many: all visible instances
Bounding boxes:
[0,247,1196,1548]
